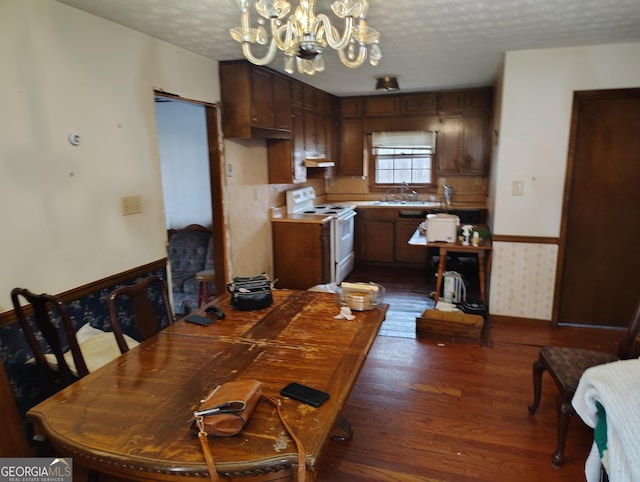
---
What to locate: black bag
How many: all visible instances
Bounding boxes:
[226,274,273,311]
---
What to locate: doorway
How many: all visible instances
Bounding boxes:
[154,93,228,301]
[556,88,640,327]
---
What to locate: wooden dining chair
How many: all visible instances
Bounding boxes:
[107,275,174,353]
[528,298,640,466]
[11,288,89,397]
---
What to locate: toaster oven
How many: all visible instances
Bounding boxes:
[426,214,459,243]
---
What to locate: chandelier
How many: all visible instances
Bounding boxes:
[229,0,382,76]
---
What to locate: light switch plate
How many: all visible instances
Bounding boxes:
[512,180,524,196]
[121,195,142,215]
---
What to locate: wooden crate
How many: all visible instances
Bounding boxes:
[416,309,484,344]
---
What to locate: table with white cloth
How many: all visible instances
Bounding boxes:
[572,358,640,482]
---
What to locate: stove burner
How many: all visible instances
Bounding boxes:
[315,204,345,210]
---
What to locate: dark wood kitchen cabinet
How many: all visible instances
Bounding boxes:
[460,113,490,174]
[219,60,291,139]
[339,119,364,176]
[396,219,428,263]
[267,107,306,184]
[355,208,395,263]
[338,88,492,177]
[338,98,364,176]
[304,111,327,159]
[436,113,490,176]
[436,88,492,176]
[302,86,333,160]
[272,220,331,289]
[435,115,463,175]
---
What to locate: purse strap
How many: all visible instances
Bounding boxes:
[196,395,307,482]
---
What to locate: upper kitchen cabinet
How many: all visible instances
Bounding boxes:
[267,108,306,184]
[219,60,292,139]
[302,85,329,160]
[365,93,438,117]
[436,88,493,176]
[437,91,465,114]
[266,79,337,184]
[434,116,463,175]
[338,98,364,176]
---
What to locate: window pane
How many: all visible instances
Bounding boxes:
[394,158,412,170]
[372,133,434,187]
[376,170,394,183]
[393,170,412,183]
[376,158,394,170]
[413,170,430,183]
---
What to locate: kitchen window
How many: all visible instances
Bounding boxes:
[369,131,435,190]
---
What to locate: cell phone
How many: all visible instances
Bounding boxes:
[280,382,330,408]
[185,314,214,326]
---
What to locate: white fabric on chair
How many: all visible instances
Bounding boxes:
[572,358,640,482]
[42,323,139,376]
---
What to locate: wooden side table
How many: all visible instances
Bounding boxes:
[408,228,492,304]
[195,269,215,307]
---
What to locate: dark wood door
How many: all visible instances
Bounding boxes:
[558,89,640,327]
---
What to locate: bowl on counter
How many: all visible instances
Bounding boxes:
[335,282,385,311]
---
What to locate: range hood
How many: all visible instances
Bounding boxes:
[304,158,335,168]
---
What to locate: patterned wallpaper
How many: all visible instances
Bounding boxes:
[489,241,558,320]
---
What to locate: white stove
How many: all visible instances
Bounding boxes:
[286,187,355,218]
[285,187,356,284]
[302,203,356,218]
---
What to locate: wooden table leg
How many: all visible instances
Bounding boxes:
[330,414,353,442]
[433,248,448,303]
[477,251,486,303]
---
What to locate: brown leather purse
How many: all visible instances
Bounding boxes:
[193,379,306,482]
[192,379,263,437]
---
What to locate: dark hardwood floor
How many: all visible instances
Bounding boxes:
[315,264,621,481]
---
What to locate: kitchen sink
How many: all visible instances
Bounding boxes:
[371,200,442,208]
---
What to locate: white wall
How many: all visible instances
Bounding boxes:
[0,0,219,311]
[156,100,212,229]
[489,42,640,319]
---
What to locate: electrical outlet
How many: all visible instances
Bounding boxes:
[512,181,524,196]
[121,195,142,215]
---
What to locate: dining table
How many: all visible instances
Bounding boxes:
[27,289,388,482]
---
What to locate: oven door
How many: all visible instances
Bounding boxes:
[335,251,355,284]
[334,210,356,271]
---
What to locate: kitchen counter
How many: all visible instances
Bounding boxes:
[351,200,486,210]
[270,206,332,223]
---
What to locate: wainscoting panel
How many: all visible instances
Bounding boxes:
[489,241,558,320]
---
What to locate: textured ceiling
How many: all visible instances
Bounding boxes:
[55,0,640,96]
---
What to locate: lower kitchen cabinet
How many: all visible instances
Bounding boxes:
[272,220,331,289]
[355,208,395,263]
[361,221,394,262]
[355,207,483,266]
[396,219,429,263]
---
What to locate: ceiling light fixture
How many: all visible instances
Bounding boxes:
[229,0,382,76]
[375,76,399,91]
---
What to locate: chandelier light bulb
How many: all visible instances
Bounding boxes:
[230,0,382,75]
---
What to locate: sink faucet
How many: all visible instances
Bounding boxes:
[382,182,418,202]
[399,181,411,201]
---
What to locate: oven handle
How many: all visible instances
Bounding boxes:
[337,211,357,222]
